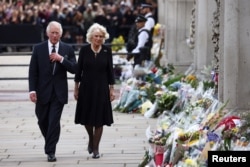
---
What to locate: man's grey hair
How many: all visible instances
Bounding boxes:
[46,21,63,36]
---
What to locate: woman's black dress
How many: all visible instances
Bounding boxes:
[74,44,115,126]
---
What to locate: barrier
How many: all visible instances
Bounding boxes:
[0,44,130,80]
[0,25,44,44]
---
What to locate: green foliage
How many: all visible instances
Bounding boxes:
[163,74,185,88]
[166,64,175,75]
[238,113,250,140]
[154,92,178,117]
[144,74,155,84]
[188,78,199,89]
[203,80,215,91]
[138,150,151,167]
[159,64,175,75]
[111,35,125,52]
[144,84,160,103]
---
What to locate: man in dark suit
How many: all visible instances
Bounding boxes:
[28,21,77,162]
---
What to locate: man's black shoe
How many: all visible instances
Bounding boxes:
[47,154,57,162]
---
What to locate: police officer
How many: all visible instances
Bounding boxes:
[127,15,152,67]
[140,3,155,36]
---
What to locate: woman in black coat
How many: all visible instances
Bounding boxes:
[74,23,115,159]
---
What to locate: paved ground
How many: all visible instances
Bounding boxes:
[0,56,157,167]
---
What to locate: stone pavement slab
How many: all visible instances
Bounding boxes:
[0,92,157,167]
[0,54,157,166]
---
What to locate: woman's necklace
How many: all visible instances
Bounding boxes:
[91,45,102,57]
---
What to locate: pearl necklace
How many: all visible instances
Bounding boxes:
[91,45,102,57]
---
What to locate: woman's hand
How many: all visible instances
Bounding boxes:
[74,83,79,100]
[74,82,80,100]
[74,88,79,100]
[109,86,115,101]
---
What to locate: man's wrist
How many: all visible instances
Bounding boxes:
[60,56,64,63]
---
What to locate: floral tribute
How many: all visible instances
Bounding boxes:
[111,30,250,166]
[112,64,250,167]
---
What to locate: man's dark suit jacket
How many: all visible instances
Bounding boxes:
[29,41,77,104]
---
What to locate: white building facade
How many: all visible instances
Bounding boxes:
[157,0,250,110]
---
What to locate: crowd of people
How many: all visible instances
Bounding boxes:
[0,0,158,46]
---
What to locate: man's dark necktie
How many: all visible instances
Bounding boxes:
[52,45,56,53]
[51,45,56,75]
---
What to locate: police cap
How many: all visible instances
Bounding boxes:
[135,15,147,23]
[141,3,153,9]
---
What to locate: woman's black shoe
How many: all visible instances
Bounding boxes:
[47,154,57,162]
[88,146,93,154]
[92,153,100,159]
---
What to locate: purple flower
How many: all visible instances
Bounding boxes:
[207,131,220,142]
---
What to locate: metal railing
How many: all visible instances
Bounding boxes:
[0,43,129,80]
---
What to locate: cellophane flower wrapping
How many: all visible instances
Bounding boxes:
[115,64,250,167]
[143,80,219,166]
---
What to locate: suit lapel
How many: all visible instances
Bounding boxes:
[58,42,64,56]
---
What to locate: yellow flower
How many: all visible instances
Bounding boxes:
[111,35,125,51]
[231,127,239,133]
[184,158,198,167]
[153,23,161,36]
[209,141,214,147]
[185,74,196,82]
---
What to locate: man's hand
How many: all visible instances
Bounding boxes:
[29,92,37,103]
[50,53,62,62]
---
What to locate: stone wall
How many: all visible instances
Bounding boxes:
[158,0,250,110]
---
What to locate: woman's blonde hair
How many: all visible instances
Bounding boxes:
[86,23,109,43]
